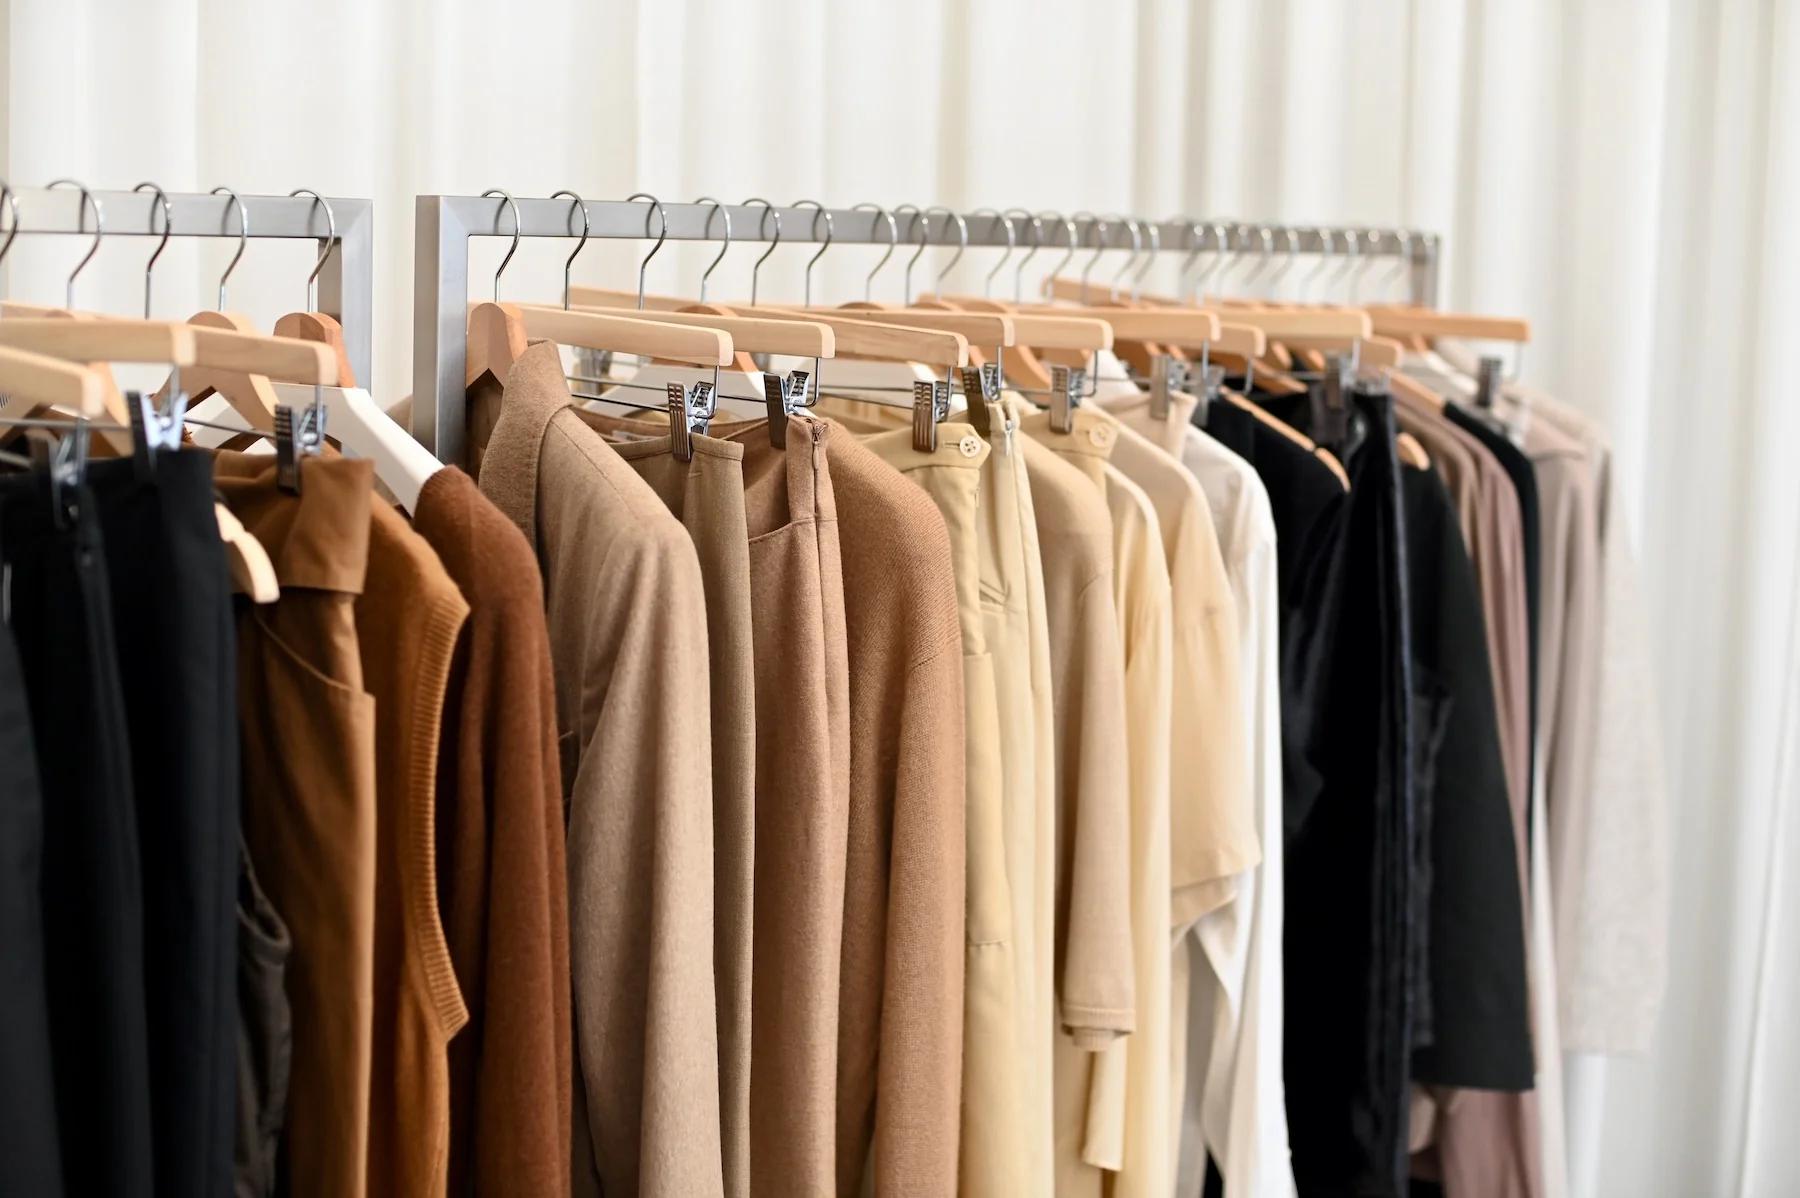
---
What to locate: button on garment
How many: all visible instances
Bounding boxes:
[471,342,725,1197]
[216,450,380,1198]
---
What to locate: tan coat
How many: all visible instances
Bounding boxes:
[472,342,725,1197]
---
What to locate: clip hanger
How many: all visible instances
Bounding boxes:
[667,378,716,462]
[912,378,950,452]
[1048,363,1082,433]
[762,368,811,448]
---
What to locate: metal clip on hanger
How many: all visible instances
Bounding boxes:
[1049,362,1080,433]
[1476,354,1502,410]
[1149,352,1183,420]
[1313,353,1352,447]
[667,378,716,463]
[762,368,812,447]
[912,377,950,452]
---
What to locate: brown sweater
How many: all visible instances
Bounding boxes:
[357,502,471,1197]
[413,466,573,1198]
[822,426,967,1198]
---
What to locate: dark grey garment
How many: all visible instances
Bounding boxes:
[235,841,292,1198]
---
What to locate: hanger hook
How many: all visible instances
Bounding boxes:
[792,199,832,306]
[893,205,929,304]
[1241,224,1278,294]
[1264,226,1300,299]
[1130,219,1161,300]
[208,186,249,310]
[624,193,669,310]
[131,182,173,318]
[1351,229,1384,303]
[1068,211,1107,302]
[546,190,590,310]
[852,202,897,302]
[1327,226,1362,297]
[970,208,1015,298]
[1005,208,1041,303]
[924,206,967,294]
[1104,215,1143,301]
[743,197,781,306]
[1038,211,1078,296]
[1197,221,1232,299]
[47,179,103,310]
[692,196,732,305]
[1171,218,1204,297]
[0,181,17,271]
[1302,226,1336,301]
[1387,229,1413,303]
[286,187,337,313]
[480,188,522,302]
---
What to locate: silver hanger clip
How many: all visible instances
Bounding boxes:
[1149,353,1184,420]
[274,406,302,493]
[47,420,91,528]
[762,369,811,449]
[668,379,716,462]
[1049,363,1080,433]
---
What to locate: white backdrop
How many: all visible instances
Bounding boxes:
[5,1,1798,1194]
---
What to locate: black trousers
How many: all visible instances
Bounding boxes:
[92,450,241,1197]
[0,470,154,1197]
[0,614,62,1195]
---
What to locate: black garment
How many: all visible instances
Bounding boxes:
[1444,405,1540,837]
[0,470,154,1197]
[1208,389,1417,1196]
[1399,466,1534,1090]
[0,617,62,1196]
[91,450,241,1196]
[1198,396,1351,844]
[235,839,292,1198]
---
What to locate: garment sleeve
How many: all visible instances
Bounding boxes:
[566,532,724,1198]
[1059,573,1137,1048]
[868,641,968,1195]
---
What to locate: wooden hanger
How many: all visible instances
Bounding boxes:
[465,300,735,389]
[563,303,836,358]
[0,319,200,450]
[1217,387,1351,490]
[273,311,356,387]
[0,343,107,417]
[1366,306,1530,342]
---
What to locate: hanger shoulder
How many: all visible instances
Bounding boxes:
[273,382,440,512]
[1396,431,1432,469]
[1383,366,1447,413]
[1214,322,1267,359]
[510,303,734,366]
[466,301,530,386]
[567,284,695,313]
[274,311,358,386]
[1202,307,1372,340]
[565,303,836,358]
[0,344,107,417]
[0,318,199,365]
[1054,307,1221,347]
[813,306,1017,348]
[1368,307,1530,342]
[752,308,967,367]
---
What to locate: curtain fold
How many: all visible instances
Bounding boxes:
[4,1,1795,1192]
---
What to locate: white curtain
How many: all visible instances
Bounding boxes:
[5,1,1797,1193]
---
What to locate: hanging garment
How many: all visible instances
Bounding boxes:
[1253,386,1418,1197]
[216,449,380,1198]
[840,415,1017,1197]
[471,342,725,1197]
[571,417,757,1198]
[235,837,293,1198]
[818,427,967,1198]
[0,467,153,1198]
[356,500,471,1197]
[414,466,573,1198]
[0,589,61,1198]
[1015,431,1136,1197]
[1022,406,1174,1198]
[90,450,242,1198]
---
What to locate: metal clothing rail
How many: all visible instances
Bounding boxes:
[2,186,375,387]
[413,194,1440,464]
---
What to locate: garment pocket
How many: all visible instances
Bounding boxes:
[963,650,1014,948]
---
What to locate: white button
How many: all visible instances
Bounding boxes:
[958,434,983,457]
[1088,424,1112,447]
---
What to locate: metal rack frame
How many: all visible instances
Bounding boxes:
[413,195,1439,463]
[3,187,375,386]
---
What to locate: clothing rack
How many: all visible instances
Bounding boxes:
[412,195,1440,464]
[2,186,375,386]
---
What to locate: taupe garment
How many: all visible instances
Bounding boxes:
[469,342,725,1197]
[569,414,757,1198]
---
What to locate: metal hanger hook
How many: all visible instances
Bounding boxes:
[1130,219,1161,300]
[1105,215,1143,301]
[852,203,897,302]
[893,204,930,304]
[692,196,732,305]
[1267,227,1301,300]
[1198,221,1233,299]
[924,206,966,294]
[0,180,17,270]
[132,182,173,318]
[625,193,668,310]
[1386,229,1414,302]
[743,197,780,306]
[1172,218,1205,297]
[1327,226,1362,297]
[1303,226,1336,301]
[549,190,590,310]
[47,179,103,310]
[481,188,522,302]
[1239,224,1277,295]
[970,208,1014,298]
[287,188,338,313]
[1005,208,1041,303]
[1351,229,1383,303]
[792,199,831,306]
[1037,211,1078,297]
[209,186,249,310]
[1070,212,1108,302]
